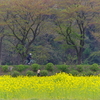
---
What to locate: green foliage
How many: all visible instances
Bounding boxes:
[90,63,99,72]
[1,64,100,76]
[89,51,100,57]
[45,63,54,71]
[88,52,100,65]
[2,65,9,72]
[0,65,2,67]
[11,71,20,77]
[70,70,79,76]
[66,54,77,65]
[32,45,51,65]
[40,70,48,76]
[57,64,69,73]
[83,48,91,56]
[76,65,84,72]
[84,71,94,76]
[15,65,28,72]
[31,63,40,72]
[26,70,35,76]
[16,44,26,54]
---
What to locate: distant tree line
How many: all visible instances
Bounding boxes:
[0,0,100,65]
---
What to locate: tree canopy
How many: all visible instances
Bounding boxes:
[0,0,100,65]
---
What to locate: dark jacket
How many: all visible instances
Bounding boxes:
[27,54,31,60]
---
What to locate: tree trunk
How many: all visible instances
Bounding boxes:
[77,54,82,64]
[0,36,4,65]
[77,47,83,64]
[0,41,2,65]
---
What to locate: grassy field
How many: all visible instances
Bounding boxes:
[0,73,100,100]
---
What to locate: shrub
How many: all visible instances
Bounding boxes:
[90,63,99,72]
[2,65,9,72]
[84,71,94,76]
[26,70,35,76]
[70,70,79,76]
[45,63,54,71]
[15,65,28,72]
[40,70,48,76]
[31,63,40,72]
[0,65,2,67]
[57,64,69,73]
[11,71,20,77]
[76,65,84,72]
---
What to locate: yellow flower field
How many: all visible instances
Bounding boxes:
[0,73,100,100]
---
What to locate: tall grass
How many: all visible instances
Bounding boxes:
[0,73,100,100]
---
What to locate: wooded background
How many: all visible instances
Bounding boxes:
[0,0,100,65]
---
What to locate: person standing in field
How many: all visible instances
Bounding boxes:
[37,69,41,76]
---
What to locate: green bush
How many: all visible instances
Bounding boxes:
[70,70,79,76]
[45,63,54,71]
[57,64,69,73]
[15,64,28,72]
[11,71,20,77]
[40,70,48,76]
[84,71,94,76]
[0,65,2,67]
[2,65,9,72]
[76,65,84,72]
[90,63,99,72]
[26,70,35,76]
[31,63,40,72]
